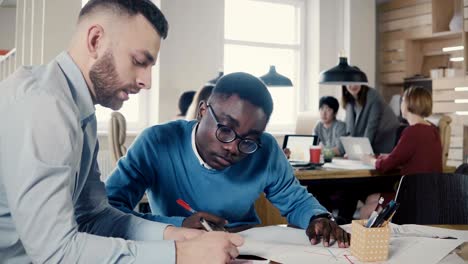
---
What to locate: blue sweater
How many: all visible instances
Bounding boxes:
[105,120,327,228]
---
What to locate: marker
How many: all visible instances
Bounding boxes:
[176,198,196,214]
[366,197,384,228]
[176,198,226,232]
[378,203,400,227]
[200,217,214,232]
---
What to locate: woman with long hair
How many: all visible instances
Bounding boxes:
[342,81,399,154]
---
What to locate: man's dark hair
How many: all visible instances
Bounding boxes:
[178,90,196,116]
[210,72,273,120]
[319,96,340,114]
[79,0,169,39]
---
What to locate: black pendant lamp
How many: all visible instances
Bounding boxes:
[319,57,368,85]
[259,65,293,87]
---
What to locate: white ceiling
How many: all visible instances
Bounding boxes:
[0,0,16,7]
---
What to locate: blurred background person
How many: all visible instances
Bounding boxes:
[315,96,346,157]
[360,86,442,219]
[185,84,214,120]
[175,90,195,119]
[342,68,399,154]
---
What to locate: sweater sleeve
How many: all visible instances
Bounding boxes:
[264,141,328,228]
[375,127,416,173]
[105,128,186,227]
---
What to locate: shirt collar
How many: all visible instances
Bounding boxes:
[191,123,213,170]
[55,51,95,124]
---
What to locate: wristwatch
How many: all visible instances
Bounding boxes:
[309,212,335,223]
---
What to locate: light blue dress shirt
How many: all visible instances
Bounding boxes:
[0,52,175,263]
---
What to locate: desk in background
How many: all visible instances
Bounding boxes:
[255,166,456,226]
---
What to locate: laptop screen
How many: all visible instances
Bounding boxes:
[282,135,318,162]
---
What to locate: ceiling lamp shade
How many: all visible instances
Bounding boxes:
[319,57,368,85]
[259,66,293,87]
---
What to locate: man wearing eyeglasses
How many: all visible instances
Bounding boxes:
[106,72,350,248]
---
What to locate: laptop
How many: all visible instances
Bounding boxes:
[282,135,318,165]
[340,136,374,160]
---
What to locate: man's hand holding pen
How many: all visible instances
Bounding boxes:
[306,214,351,248]
[182,211,227,230]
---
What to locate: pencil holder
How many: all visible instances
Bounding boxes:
[350,220,390,262]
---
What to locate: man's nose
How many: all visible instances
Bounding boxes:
[223,139,240,155]
[136,68,152,90]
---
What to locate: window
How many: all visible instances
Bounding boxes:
[224,0,304,132]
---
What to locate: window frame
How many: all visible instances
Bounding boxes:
[223,0,306,133]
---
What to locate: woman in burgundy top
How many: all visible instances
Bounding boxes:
[363,86,442,174]
[360,87,442,218]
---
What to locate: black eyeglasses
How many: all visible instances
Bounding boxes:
[206,104,261,154]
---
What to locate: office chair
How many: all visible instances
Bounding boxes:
[392,173,468,225]
[426,114,452,167]
[295,111,320,134]
[108,111,127,165]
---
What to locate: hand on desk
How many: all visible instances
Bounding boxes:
[361,154,377,166]
[176,232,244,264]
[183,211,228,230]
[306,217,350,248]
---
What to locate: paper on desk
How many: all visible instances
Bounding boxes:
[390,224,468,240]
[322,159,375,170]
[239,225,465,264]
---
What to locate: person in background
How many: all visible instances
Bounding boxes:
[360,86,442,218]
[0,1,242,263]
[175,90,196,119]
[106,72,351,248]
[362,86,442,173]
[185,83,215,120]
[283,96,346,159]
[342,72,399,154]
[315,96,347,156]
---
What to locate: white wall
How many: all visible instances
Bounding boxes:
[304,0,375,120]
[14,0,81,66]
[0,7,16,49]
[158,0,224,123]
[345,0,376,88]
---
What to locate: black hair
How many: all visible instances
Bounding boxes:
[319,96,340,114]
[178,90,196,116]
[210,72,273,120]
[198,84,215,104]
[79,0,169,39]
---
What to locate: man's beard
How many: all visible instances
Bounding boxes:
[89,51,135,110]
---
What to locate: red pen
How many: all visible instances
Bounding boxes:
[176,198,196,214]
[176,198,226,232]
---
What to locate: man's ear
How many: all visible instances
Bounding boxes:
[197,101,207,121]
[86,24,105,60]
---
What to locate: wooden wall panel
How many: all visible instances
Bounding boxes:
[433,90,468,101]
[382,51,405,62]
[378,0,431,13]
[381,39,405,51]
[381,62,406,73]
[381,72,405,84]
[380,14,432,32]
[433,77,468,90]
[379,3,432,22]
[433,102,468,112]
[381,25,432,42]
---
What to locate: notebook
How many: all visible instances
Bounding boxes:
[340,136,374,160]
